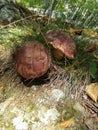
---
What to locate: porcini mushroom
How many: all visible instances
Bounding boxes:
[13,41,51,79]
[45,30,76,60]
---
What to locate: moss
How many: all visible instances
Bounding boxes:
[79,124,88,130]
[0,115,4,127]
[7,111,16,119]
[61,105,76,120]
[27,103,35,112]
[33,117,40,122]
[5,122,14,130]
[0,115,14,129]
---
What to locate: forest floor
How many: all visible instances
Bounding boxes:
[0,49,98,130]
[0,17,98,130]
[0,68,97,130]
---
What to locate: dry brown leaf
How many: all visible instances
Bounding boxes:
[60,117,75,128]
[0,86,4,91]
[85,83,98,102]
[70,27,83,35]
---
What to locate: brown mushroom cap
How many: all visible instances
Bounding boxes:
[45,30,76,59]
[13,41,51,79]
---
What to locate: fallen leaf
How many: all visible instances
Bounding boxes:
[0,86,4,91]
[60,117,74,128]
[85,83,98,102]
[70,27,83,35]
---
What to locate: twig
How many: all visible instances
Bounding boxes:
[85,123,93,130]
[84,100,98,114]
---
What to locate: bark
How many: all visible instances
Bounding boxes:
[0,0,33,24]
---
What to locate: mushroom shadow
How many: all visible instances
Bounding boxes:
[20,72,50,87]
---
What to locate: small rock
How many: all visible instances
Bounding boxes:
[12,116,23,126]
[38,108,60,125]
[31,85,37,91]
[51,89,65,102]
[12,116,28,130]
[16,122,28,130]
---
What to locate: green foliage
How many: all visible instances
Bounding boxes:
[16,0,98,30]
[89,60,97,79]
[17,0,44,8]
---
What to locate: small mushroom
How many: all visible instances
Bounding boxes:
[13,41,51,79]
[45,30,76,60]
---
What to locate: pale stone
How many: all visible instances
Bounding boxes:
[51,89,65,102]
